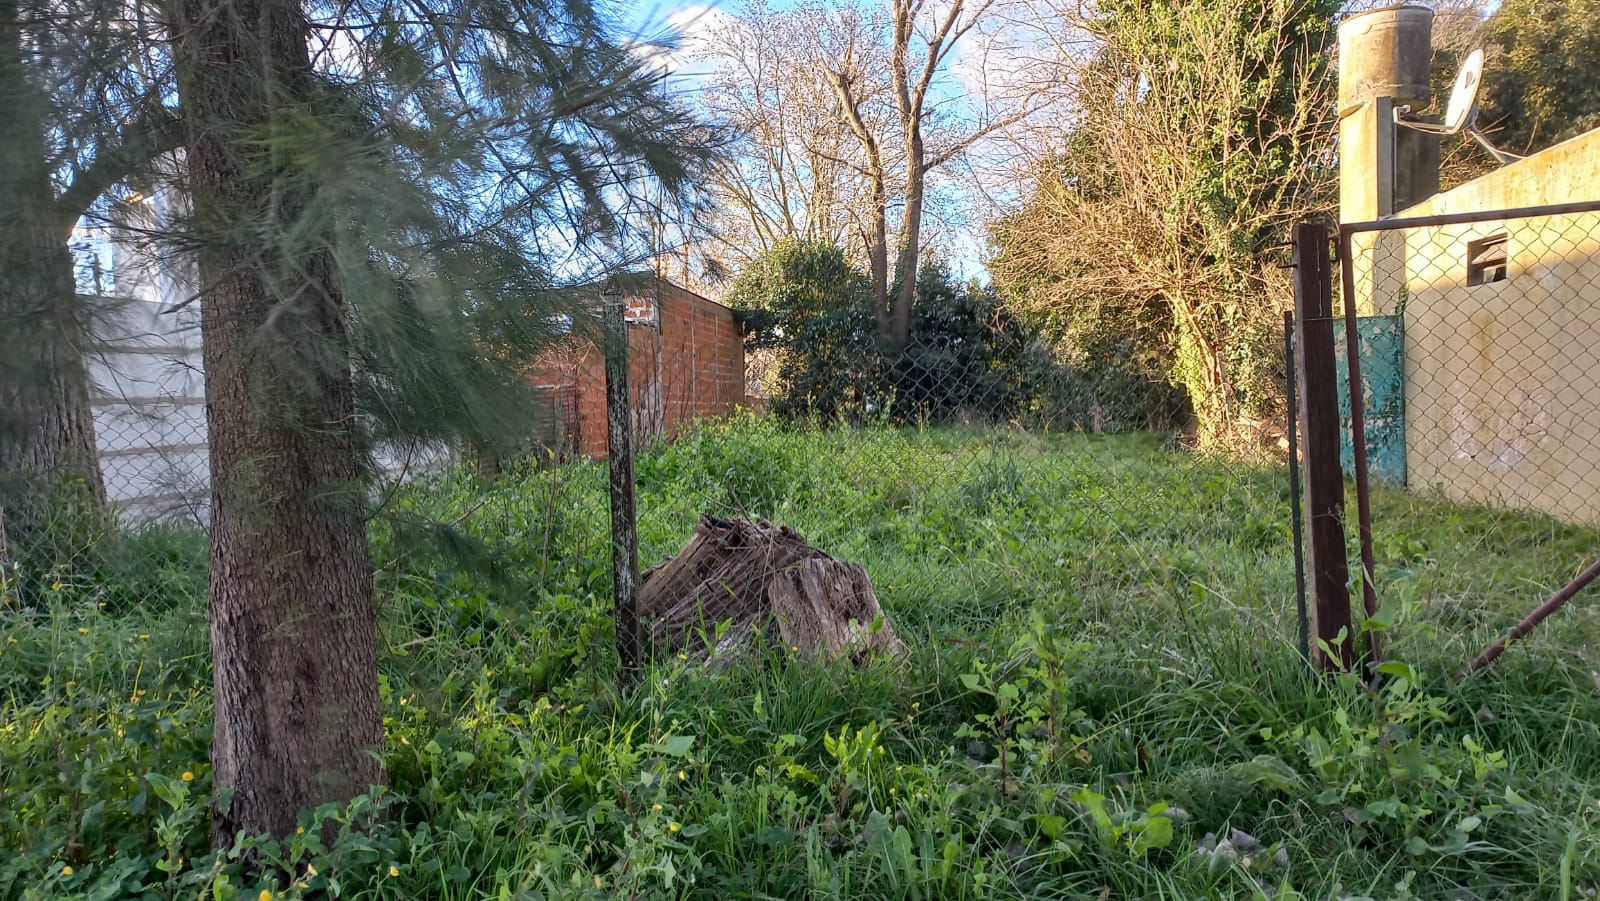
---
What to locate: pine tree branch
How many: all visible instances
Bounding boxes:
[55,100,182,239]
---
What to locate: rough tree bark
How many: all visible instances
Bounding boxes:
[170,0,384,844]
[0,0,104,506]
[768,558,904,659]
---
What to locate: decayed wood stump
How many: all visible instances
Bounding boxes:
[637,515,903,661]
[768,559,905,659]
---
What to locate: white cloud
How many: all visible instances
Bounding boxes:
[627,2,732,81]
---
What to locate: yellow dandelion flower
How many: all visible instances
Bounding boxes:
[388,866,399,877]
[138,634,150,641]
[296,826,305,835]
[651,803,663,811]
[668,822,680,833]
[51,582,61,591]
[77,627,89,635]
[259,890,273,901]
[678,769,686,781]
[678,653,687,661]
[61,866,73,876]
[181,771,194,782]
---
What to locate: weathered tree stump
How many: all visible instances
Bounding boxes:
[768,558,904,659]
[638,515,903,661]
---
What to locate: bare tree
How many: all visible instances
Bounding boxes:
[692,0,1042,346]
[828,0,1041,349]
[990,0,1338,446]
[693,2,895,289]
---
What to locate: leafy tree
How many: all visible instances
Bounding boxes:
[167,0,710,842]
[990,0,1338,447]
[1478,0,1600,155]
[726,238,880,417]
[729,239,1119,426]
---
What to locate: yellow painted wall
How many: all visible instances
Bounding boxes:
[1368,129,1600,522]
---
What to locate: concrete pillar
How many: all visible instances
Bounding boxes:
[1339,5,1439,221]
[1339,5,1438,314]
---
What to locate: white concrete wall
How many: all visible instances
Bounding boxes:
[76,195,455,525]
[78,191,212,524]
[88,297,209,524]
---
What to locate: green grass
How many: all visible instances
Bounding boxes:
[4,413,1600,899]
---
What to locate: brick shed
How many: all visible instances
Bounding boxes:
[529,275,746,458]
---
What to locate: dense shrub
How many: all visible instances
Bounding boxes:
[728,240,1183,431]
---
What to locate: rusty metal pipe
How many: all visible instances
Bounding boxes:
[1461,558,1600,678]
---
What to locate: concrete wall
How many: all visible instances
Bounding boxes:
[76,191,454,525]
[74,192,212,523]
[88,292,210,523]
[530,277,746,458]
[1367,129,1600,522]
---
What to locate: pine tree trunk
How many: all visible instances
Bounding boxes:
[171,0,384,844]
[0,0,105,507]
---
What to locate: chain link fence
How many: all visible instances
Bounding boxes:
[1344,206,1600,520]
[87,292,211,526]
[571,276,1313,673]
[1336,202,1600,667]
[17,217,1600,676]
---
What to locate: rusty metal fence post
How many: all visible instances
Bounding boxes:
[603,283,642,685]
[1284,310,1309,663]
[1293,222,1354,672]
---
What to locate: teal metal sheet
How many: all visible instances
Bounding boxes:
[1335,314,1406,486]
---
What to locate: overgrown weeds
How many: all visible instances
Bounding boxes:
[4,417,1599,898]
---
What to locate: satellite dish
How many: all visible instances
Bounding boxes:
[1394,48,1523,165]
[1442,48,1483,134]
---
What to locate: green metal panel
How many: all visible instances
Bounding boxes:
[1335,314,1406,485]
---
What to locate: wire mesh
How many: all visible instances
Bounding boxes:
[1345,209,1600,522]
[1339,205,1600,665]
[582,280,1311,666]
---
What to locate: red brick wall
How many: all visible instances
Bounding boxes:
[528,278,745,457]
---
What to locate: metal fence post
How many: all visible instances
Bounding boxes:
[1292,222,1355,672]
[603,284,642,685]
[1284,310,1309,663]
